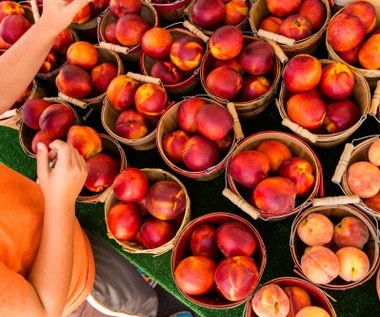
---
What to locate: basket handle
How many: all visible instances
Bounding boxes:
[0,109,21,130]
[257,29,295,46]
[126,72,162,85]
[331,142,354,184]
[226,102,244,141]
[222,188,260,220]
[266,39,288,63]
[281,118,318,143]
[312,195,361,206]
[29,0,40,22]
[182,20,210,43]
[98,41,131,55]
[58,92,88,109]
[369,80,380,122]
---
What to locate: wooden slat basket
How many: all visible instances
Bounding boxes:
[151,0,191,22]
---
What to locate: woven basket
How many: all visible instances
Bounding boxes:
[77,133,127,204]
[331,135,380,221]
[57,45,124,110]
[243,277,337,317]
[151,0,191,22]
[249,0,331,58]
[223,131,323,221]
[156,96,244,181]
[377,264,380,301]
[104,168,191,255]
[200,35,282,120]
[97,2,159,62]
[171,211,267,309]
[276,59,371,148]
[139,22,208,96]
[290,202,380,290]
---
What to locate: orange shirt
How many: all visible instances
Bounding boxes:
[0,164,95,316]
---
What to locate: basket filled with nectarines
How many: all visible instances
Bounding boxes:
[156,95,244,181]
[104,167,191,255]
[97,0,159,62]
[200,29,282,120]
[101,72,171,150]
[150,0,191,22]
[139,23,208,96]
[325,1,380,90]
[249,0,331,58]
[243,276,337,317]
[289,201,380,290]
[171,212,266,309]
[332,135,380,221]
[55,42,124,110]
[276,56,371,148]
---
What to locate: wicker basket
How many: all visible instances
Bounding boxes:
[57,45,124,110]
[243,277,337,317]
[377,264,380,301]
[332,135,380,221]
[200,35,282,120]
[77,133,127,204]
[171,211,267,309]
[97,2,159,62]
[156,97,244,181]
[290,202,380,290]
[151,0,191,22]
[139,22,208,96]
[104,168,191,255]
[249,0,331,58]
[276,59,371,148]
[223,131,323,221]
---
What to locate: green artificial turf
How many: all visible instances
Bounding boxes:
[1,97,380,317]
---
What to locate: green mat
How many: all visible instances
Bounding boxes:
[1,99,380,317]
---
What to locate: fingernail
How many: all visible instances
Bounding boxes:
[37,143,43,151]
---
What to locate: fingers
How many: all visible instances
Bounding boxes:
[67,0,93,13]
[36,142,49,181]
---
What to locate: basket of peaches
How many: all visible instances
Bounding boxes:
[223,130,323,221]
[104,167,191,255]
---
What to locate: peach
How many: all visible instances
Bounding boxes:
[0,33,11,49]
[162,129,190,164]
[341,0,376,34]
[279,157,315,197]
[174,255,216,295]
[238,74,272,102]
[282,54,322,93]
[109,0,141,18]
[176,97,206,134]
[286,92,327,130]
[296,212,334,246]
[190,223,219,258]
[52,28,75,55]
[31,130,57,154]
[358,34,380,70]
[145,180,186,220]
[336,246,370,282]
[215,132,233,153]
[38,103,76,139]
[346,161,380,198]
[278,14,313,41]
[214,57,243,74]
[209,25,244,60]
[337,45,360,66]
[112,167,149,203]
[363,191,380,213]
[190,0,226,30]
[141,27,172,59]
[215,256,259,302]
[38,51,57,73]
[252,176,297,216]
[115,108,149,139]
[150,60,184,86]
[66,125,103,160]
[333,216,369,249]
[205,66,243,100]
[300,245,340,284]
[134,83,168,118]
[323,100,361,134]
[182,135,220,171]
[265,0,301,18]
[283,286,312,317]
[85,153,120,192]
[21,98,51,130]
[216,221,258,257]
[297,0,326,32]
[90,62,118,94]
[90,0,110,14]
[194,103,233,141]
[0,14,30,44]
[106,74,139,110]
[107,202,142,242]
[251,283,290,317]
[0,1,24,23]
[295,306,331,317]
[115,13,150,47]
[139,217,178,249]
[228,150,271,189]
[258,15,283,34]
[169,35,205,71]
[104,21,119,44]
[256,139,292,174]
[66,41,99,70]
[368,138,380,166]
[55,64,92,98]
[71,2,92,24]
[327,12,366,52]
[224,0,249,26]
[238,40,274,75]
